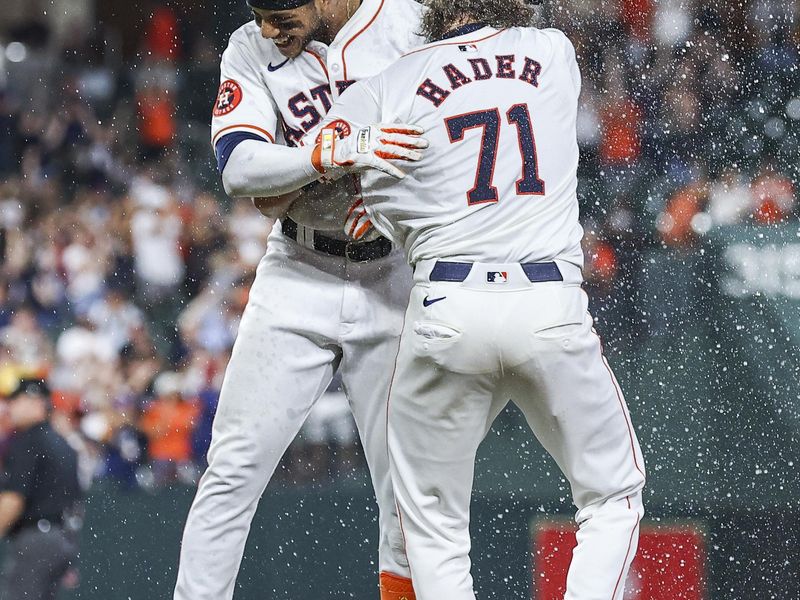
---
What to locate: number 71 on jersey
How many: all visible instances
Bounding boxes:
[445,103,545,205]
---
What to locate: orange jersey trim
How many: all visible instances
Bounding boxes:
[341,0,386,81]
[402,29,507,59]
[212,124,275,145]
[304,49,329,78]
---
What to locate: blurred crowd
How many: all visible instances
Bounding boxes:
[0,0,797,489]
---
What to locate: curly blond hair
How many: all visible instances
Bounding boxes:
[421,0,536,41]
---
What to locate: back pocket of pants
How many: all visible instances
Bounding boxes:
[413,321,461,343]
[533,318,587,340]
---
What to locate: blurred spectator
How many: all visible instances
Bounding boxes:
[228,199,272,269]
[0,93,18,177]
[620,0,654,41]
[182,193,227,298]
[0,307,53,381]
[61,222,109,315]
[657,179,709,247]
[178,285,243,356]
[87,286,145,353]
[293,388,359,483]
[144,5,182,62]
[53,318,116,398]
[102,409,149,490]
[599,54,642,171]
[140,372,199,486]
[129,175,185,300]
[136,82,177,160]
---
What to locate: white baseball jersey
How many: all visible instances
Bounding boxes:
[211,0,425,230]
[325,24,645,600]
[176,5,427,599]
[327,25,585,267]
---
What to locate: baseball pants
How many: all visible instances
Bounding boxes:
[174,225,412,599]
[387,260,646,600]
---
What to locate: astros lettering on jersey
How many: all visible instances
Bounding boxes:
[175,2,426,600]
[211,0,425,170]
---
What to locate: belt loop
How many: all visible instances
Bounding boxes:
[297,223,316,251]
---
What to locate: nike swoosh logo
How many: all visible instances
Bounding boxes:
[423,296,447,307]
[267,57,290,72]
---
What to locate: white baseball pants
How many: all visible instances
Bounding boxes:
[387,260,646,600]
[174,225,412,599]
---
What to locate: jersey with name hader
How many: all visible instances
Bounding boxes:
[327,25,585,268]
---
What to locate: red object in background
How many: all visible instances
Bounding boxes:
[52,390,81,415]
[751,173,795,225]
[600,99,642,166]
[137,89,176,148]
[591,241,618,282]
[146,6,181,61]
[620,0,654,40]
[659,183,705,247]
[531,520,706,599]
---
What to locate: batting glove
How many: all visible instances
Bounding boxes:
[312,120,428,180]
[343,198,381,241]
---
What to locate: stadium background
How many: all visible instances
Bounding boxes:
[0,0,798,597]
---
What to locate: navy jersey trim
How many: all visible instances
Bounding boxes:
[435,22,488,42]
[215,132,268,174]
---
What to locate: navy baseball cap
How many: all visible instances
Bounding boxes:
[7,378,51,401]
[247,0,313,9]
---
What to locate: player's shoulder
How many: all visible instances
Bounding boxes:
[493,26,577,72]
[382,0,425,20]
[540,27,576,52]
[372,0,426,50]
[223,21,285,66]
[506,26,574,55]
[527,27,576,61]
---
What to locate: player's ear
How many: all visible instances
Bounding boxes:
[313,0,336,18]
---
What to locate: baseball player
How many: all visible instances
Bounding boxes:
[321,1,648,598]
[174,1,427,599]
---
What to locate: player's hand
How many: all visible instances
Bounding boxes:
[312,120,428,180]
[343,198,380,241]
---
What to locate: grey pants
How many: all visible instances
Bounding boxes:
[1,525,78,600]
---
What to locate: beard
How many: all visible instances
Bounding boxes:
[275,12,324,58]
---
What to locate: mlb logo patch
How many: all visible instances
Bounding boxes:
[487,271,508,283]
[458,44,479,53]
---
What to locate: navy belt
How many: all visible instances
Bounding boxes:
[429,261,563,283]
[282,218,392,262]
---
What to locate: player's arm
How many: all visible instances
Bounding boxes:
[217,40,424,203]
[317,78,427,180]
[212,38,321,199]
[220,97,424,198]
[322,77,424,240]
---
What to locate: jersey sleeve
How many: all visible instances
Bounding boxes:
[542,28,581,99]
[211,37,280,148]
[561,34,582,98]
[324,78,383,130]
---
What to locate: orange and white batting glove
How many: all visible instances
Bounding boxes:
[312,120,428,180]
[343,198,381,241]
